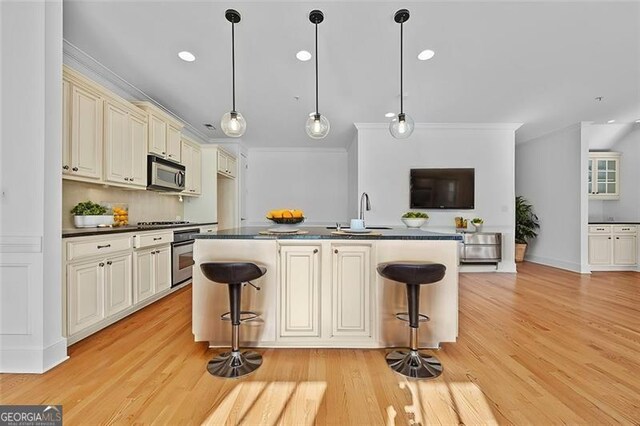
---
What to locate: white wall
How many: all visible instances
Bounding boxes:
[356,124,519,272]
[0,0,67,372]
[588,125,640,222]
[246,149,349,225]
[515,123,590,273]
[347,135,359,220]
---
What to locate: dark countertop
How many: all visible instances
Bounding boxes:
[62,222,218,238]
[589,222,640,225]
[194,226,463,241]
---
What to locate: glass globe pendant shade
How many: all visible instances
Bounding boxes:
[305,113,330,139]
[389,113,414,139]
[220,111,246,138]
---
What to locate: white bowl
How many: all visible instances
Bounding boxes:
[74,215,114,228]
[402,217,427,228]
[472,223,483,232]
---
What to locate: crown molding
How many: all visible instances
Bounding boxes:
[63,39,211,144]
[354,122,523,131]
[516,122,582,146]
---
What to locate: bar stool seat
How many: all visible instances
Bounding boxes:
[200,261,266,378]
[377,261,446,379]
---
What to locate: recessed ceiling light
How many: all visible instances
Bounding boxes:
[635,119,640,123]
[178,51,196,62]
[385,112,395,118]
[417,49,435,61]
[296,50,312,61]
[607,119,616,124]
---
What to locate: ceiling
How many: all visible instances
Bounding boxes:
[63,1,640,148]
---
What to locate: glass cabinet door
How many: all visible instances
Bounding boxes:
[589,155,619,198]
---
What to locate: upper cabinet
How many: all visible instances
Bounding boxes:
[181,137,202,196]
[217,149,237,178]
[133,102,184,163]
[63,71,103,180]
[588,152,620,200]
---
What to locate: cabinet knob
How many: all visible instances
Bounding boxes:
[99,262,105,267]
[313,249,318,254]
[72,167,78,172]
[63,165,69,170]
[616,237,620,239]
[124,177,129,181]
[334,249,338,254]
[107,261,112,265]
[162,151,166,155]
[130,178,134,182]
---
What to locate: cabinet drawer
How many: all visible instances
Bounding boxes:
[589,226,611,234]
[133,231,174,249]
[613,225,637,234]
[200,225,218,234]
[462,246,501,261]
[67,235,132,261]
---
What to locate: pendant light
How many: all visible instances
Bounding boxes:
[220,9,246,138]
[389,9,414,139]
[305,10,330,139]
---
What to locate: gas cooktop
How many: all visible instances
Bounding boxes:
[136,221,192,227]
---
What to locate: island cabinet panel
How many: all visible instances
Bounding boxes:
[331,245,371,337]
[279,245,321,337]
[68,260,105,335]
[105,253,133,317]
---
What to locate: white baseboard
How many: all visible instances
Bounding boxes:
[590,265,639,272]
[0,338,67,373]
[524,254,588,274]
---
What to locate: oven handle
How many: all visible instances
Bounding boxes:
[172,240,195,248]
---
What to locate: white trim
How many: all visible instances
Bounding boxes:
[43,338,69,372]
[523,254,589,274]
[248,147,347,153]
[589,265,639,272]
[63,39,210,144]
[516,122,583,146]
[0,338,67,373]
[354,122,523,131]
[0,236,42,253]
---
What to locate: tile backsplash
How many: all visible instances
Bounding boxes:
[63,180,184,229]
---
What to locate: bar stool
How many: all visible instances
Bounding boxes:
[377,261,446,379]
[200,262,266,378]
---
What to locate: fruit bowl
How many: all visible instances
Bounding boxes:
[402,217,427,228]
[267,216,305,225]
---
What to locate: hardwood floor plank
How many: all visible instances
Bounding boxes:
[1,263,639,425]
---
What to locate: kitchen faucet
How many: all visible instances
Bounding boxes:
[359,192,371,226]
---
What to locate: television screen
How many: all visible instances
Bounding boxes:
[410,168,475,209]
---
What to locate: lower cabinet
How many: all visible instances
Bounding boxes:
[588,225,638,269]
[613,235,637,265]
[68,253,132,335]
[588,235,612,265]
[134,245,171,303]
[278,243,373,341]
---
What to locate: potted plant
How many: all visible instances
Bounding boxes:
[515,196,540,262]
[71,201,113,228]
[401,211,429,228]
[471,217,484,232]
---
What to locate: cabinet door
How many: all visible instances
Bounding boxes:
[217,151,228,174]
[588,235,612,265]
[181,142,193,194]
[613,235,637,265]
[166,125,182,162]
[154,246,172,293]
[332,246,371,337]
[148,114,166,156]
[191,147,202,194]
[68,260,104,335]
[587,158,593,195]
[70,83,103,179]
[227,156,237,178]
[62,79,72,174]
[105,253,133,316]
[594,158,618,196]
[279,245,321,337]
[134,249,155,303]
[104,101,129,184]
[129,114,147,187]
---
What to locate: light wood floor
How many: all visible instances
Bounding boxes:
[1,263,639,425]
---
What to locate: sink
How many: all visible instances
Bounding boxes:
[326,226,392,230]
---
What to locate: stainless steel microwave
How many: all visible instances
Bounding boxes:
[147,155,185,192]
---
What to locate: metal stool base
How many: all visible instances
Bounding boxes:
[386,349,443,379]
[207,350,262,378]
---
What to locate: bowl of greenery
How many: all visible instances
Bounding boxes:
[71,201,113,228]
[471,217,484,232]
[401,211,429,228]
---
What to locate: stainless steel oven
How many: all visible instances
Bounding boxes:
[172,228,200,287]
[148,155,186,192]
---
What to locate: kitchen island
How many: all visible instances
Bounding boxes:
[193,227,462,349]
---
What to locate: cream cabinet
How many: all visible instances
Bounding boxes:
[588,152,620,200]
[589,224,637,270]
[134,244,172,303]
[181,139,202,195]
[279,245,321,337]
[133,102,184,162]
[104,99,147,188]
[217,150,237,178]
[331,245,372,337]
[67,252,133,335]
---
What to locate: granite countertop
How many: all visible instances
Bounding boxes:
[62,222,218,238]
[589,222,640,225]
[194,226,463,241]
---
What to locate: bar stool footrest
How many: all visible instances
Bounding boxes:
[395,312,430,323]
[220,311,260,322]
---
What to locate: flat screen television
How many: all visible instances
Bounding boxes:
[410,168,475,209]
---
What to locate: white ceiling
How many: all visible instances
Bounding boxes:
[63,1,640,148]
